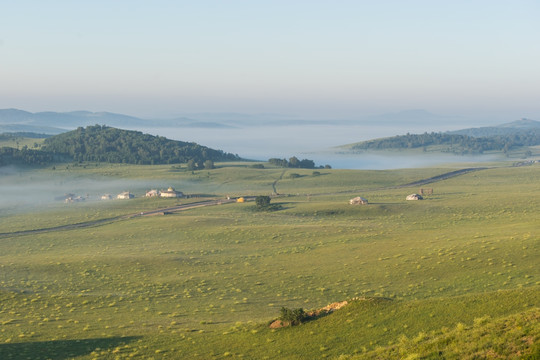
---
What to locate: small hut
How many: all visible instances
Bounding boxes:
[145,189,160,197]
[117,191,134,200]
[101,194,113,200]
[65,195,85,203]
[406,194,423,200]
[349,196,368,205]
[160,187,183,198]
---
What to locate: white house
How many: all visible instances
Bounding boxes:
[160,187,183,198]
[349,196,368,205]
[145,189,160,197]
[117,191,134,200]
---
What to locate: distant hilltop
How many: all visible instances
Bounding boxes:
[0,125,241,167]
[342,118,540,155]
[0,108,237,134]
[448,118,540,137]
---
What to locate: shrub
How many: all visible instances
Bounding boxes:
[279,307,307,326]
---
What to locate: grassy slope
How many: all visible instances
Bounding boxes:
[0,137,45,149]
[0,163,538,359]
[355,306,540,359]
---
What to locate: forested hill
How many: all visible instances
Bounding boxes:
[348,130,540,155]
[449,119,540,137]
[41,125,240,165]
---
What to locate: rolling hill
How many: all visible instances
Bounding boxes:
[343,119,540,155]
[1,125,240,166]
[41,125,241,165]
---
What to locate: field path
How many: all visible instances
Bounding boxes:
[0,198,240,238]
[0,168,486,238]
[272,169,287,194]
[300,167,488,197]
[397,167,486,188]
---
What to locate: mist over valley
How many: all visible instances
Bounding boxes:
[3,108,537,169]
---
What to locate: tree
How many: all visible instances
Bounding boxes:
[255,195,271,208]
[288,156,299,168]
[187,159,197,170]
[269,158,288,167]
[203,159,214,169]
[298,159,315,169]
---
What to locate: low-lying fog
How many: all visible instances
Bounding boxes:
[1,122,503,214]
[0,166,181,214]
[140,123,501,169]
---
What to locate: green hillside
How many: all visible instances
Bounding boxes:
[37,125,240,165]
[346,130,540,155]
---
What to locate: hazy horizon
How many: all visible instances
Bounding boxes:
[1,1,539,123]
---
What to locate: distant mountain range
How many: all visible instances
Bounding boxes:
[0,108,474,134]
[0,109,236,134]
[1,108,538,139]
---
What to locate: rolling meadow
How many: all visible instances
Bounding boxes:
[0,162,538,359]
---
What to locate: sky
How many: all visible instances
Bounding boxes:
[0,0,539,121]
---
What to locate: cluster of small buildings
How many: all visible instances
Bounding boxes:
[107,187,183,200]
[60,187,184,203]
[101,187,184,200]
[99,192,135,200]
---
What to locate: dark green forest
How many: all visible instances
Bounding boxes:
[350,130,540,154]
[40,125,240,165]
[0,147,57,166]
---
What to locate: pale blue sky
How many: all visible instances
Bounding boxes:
[0,0,538,121]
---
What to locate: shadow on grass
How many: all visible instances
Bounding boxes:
[186,193,218,198]
[0,336,141,360]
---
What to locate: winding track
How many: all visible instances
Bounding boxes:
[397,167,486,188]
[0,198,239,238]
[0,168,486,238]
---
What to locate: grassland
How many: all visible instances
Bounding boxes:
[0,163,538,359]
[0,136,44,149]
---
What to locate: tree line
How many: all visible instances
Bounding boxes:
[268,156,331,169]
[0,146,58,166]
